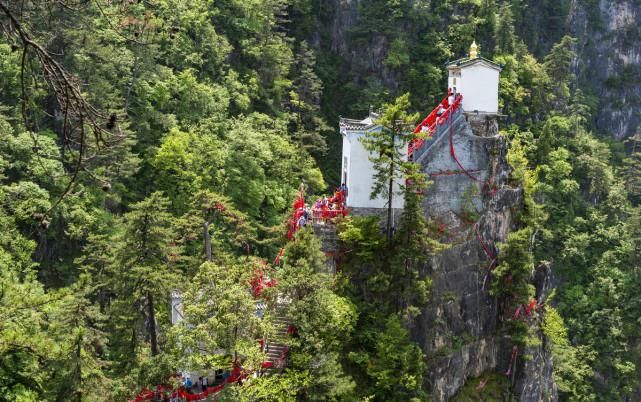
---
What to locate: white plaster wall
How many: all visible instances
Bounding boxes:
[460,65,499,113]
[170,291,184,325]
[448,69,461,94]
[341,135,351,186]
[343,130,405,209]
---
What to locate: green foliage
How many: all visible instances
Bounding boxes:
[542,306,595,400]
[543,36,577,108]
[506,134,547,227]
[495,52,552,122]
[495,4,516,55]
[225,370,312,401]
[623,133,641,204]
[336,135,443,401]
[360,93,418,242]
[1,0,641,400]
[491,228,535,344]
[172,258,270,373]
[338,216,386,263]
[499,40,641,397]
[451,372,509,401]
[349,316,427,401]
[150,113,325,221]
[288,41,329,158]
[274,228,358,400]
[107,192,181,370]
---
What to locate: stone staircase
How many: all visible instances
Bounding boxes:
[254,224,339,376]
[261,304,293,374]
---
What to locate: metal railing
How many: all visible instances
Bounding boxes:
[412,106,462,163]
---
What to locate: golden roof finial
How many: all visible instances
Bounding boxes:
[470,40,478,59]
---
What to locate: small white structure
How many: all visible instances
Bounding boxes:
[170,290,184,325]
[338,112,406,210]
[447,41,502,114]
[338,41,501,211]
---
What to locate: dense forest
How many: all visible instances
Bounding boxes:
[1,0,641,401]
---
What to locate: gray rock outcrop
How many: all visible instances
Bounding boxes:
[412,113,557,401]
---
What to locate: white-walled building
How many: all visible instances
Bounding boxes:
[338,113,406,210]
[338,41,501,211]
[447,41,502,114]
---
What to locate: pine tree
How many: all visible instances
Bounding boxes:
[172,258,270,372]
[110,192,179,368]
[273,227,358,399]
[288,41,329,157]
[390,161,437,317]
[47,283,108,401]
[360,93,418,244]
[495,4,516,55]
[543,36,577,109]
[623,133,641,205]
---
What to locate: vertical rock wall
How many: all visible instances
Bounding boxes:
[569,0,641,139]
[313,223,339,274]
[317,0,641,139]
[412,114,557,401]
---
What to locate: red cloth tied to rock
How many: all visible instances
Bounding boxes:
[526,299,537,315]
[274,247,284,265]
[512,304,523,320]
[329,190,344,206]
[293,197,304,210]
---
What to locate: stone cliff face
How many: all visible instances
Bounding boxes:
[569,0,641,138]
[316,0,399,89]
[313,223,339,274]
[410,114,557,401]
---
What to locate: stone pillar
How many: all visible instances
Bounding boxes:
[312,224,340,274]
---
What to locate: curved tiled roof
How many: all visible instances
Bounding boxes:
[339,112,380,133]
[446,56,502,71]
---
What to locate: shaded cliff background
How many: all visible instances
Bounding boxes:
[297,0,641,182]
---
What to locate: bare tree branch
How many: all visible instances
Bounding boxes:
[1,0,127,219]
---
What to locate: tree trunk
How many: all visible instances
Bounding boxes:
[124,55,140,113]
[233,324,238,363]
[387,128,396,245]
[147,291,158,356]
[75,305,83,402]
[75,336,82,401]
[204,220,212,261]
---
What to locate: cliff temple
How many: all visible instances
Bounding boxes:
[339,41,502,212]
